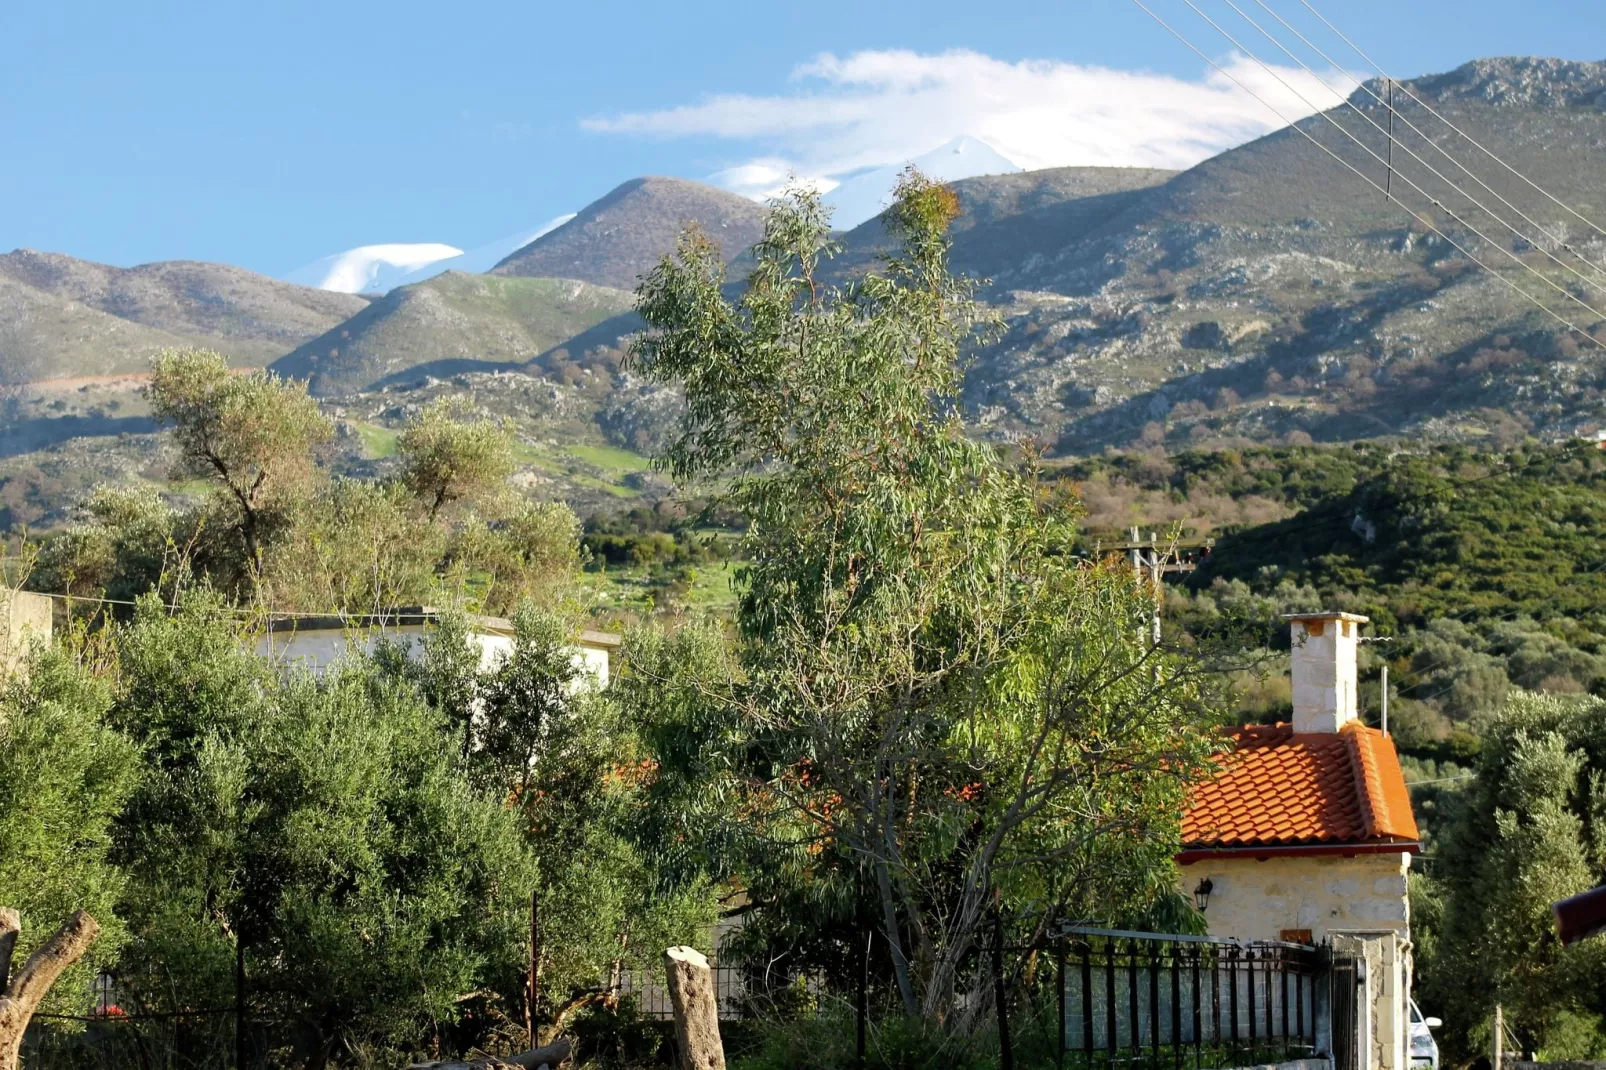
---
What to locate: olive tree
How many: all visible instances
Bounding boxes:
[1423,691,1606,1060]
[147,349,332,581]
[399,398,517,522]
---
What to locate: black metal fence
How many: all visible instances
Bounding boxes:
[1330,950,1359,1070]
[1053,927,1323,1069]
[617,960,825,1021]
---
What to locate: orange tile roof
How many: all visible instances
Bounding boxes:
[1181,721,1420,852]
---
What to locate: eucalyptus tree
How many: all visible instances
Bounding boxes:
[629,173,1223,1027]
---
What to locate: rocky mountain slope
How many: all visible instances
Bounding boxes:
[0,250,370,379]
[270,272,636,395]
[490,176,767,289]
[933,57,1606,450]
[8,56,1606,528]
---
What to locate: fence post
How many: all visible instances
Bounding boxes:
[1057,938,1066,1070]
[235,936,246,1070]
[991,897,1014,1070]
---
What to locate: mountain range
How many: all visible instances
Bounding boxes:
[3,55,1606,527]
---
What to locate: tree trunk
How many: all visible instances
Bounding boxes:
[664,946,724,1070]
[0,909,101,1070]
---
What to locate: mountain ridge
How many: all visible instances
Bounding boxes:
[271,271,637,396]
[0,249,371,378]
[489,176,768,289]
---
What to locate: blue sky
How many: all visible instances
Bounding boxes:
[3,0,1603,278]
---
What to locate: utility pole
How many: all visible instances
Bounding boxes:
[1385,77,1395,205]
[1148,531,1161,646]
[1360,635,1394,733]
[1493,1004,1504,1070]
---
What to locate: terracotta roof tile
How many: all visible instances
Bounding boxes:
[1181,721,1419,850]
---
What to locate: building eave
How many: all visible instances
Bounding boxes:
[1176,840,1421,864]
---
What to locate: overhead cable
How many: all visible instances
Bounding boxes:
[1296,0,1606,248]
[1223,0,1606,293]
[1176,0,1606,331]
[1125,0,1604,350]
[1245,0,1606,285]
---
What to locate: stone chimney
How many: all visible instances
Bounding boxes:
[1282,611,1369,734]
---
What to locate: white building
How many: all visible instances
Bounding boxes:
[254,606,621,689]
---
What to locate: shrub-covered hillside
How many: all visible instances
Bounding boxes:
[1060,441,1606,767]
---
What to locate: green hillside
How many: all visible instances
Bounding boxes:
[0,250,370,381]
[1063,440,1606,758]
[271,272,637,395]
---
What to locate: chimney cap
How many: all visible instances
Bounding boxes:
[1280,611,1370,624]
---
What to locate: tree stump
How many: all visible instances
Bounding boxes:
[0,909,101,1070]
[664,946,724,1070]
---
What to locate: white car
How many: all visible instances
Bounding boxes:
[1411,1000,1442,1070]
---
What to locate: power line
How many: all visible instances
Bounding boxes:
[1406,774,1476,788]
[1250,0,1606,283]
[1295,0,1606,249]
[1126,0,1605,351]
[1223,0,1606,294]
[1175,0,1606,336]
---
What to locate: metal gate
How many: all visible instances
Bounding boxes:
[1329,951,1360,1070]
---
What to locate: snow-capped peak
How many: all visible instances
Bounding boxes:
[283,215,577,295]
[823,135,1024,230]
[284,243,463,295]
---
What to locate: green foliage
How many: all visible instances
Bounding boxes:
[398,397,517,521]
[106,594,539,1065]
[265,476,446,615]
[33,486,179,604]
[1194,443,1606,640]
[36,368,584,618]
[398,605,719,1038]
[0,645,140,1016]
[1419,691,1606,1061]
[629,174,1224,1029]
[148,348,333,579]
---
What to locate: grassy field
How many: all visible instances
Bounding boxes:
[585,559,741,617]
[510,441,653,499]
[355,423,400,459]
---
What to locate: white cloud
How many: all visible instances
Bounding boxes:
[705,159,838,201]
[583,48,1352,193]
[284,243,463,295]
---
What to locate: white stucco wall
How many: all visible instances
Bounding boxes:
[254,624,609,689]
[2,589,52,679]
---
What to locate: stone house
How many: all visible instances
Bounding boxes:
[254,606,621,689]
[1178,611,1421,1070]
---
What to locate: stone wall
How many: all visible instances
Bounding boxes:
[1179,852,1411,943]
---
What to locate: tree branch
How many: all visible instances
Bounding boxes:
[0,909,17,994]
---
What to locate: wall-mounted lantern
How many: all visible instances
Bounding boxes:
[1193,878,1214,913]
